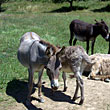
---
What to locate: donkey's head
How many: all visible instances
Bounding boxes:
[45,46,65,91]
[95,19,109,41]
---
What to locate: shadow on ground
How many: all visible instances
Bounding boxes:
[6,79,78,110]
[92,4,110,12]
[42,85,77,104]
[45,6,88,13]
[6,79,42,110]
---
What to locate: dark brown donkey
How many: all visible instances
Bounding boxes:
[46,46,94,105]
[69,19,109,54]
[108,33,110,54]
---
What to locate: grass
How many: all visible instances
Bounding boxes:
[0,0,110,108]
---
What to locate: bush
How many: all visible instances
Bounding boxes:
[26,0,51,2]
[52,0,66,3]
[0,0,9,3]
[0,0,9,11]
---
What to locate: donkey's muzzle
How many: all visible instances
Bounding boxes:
[52,86,58,91]
[51,79,59,91]
[105,34,110,41]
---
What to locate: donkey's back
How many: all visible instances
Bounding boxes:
[17,32,47,70]
[20,32,40,43]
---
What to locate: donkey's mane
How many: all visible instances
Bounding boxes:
[40,40,58,53]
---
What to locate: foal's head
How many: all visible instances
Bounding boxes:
[45,47,65,91]
[95,19,109,41]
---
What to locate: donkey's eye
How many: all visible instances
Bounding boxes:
[47,68,50,71]
[104,29,107,32]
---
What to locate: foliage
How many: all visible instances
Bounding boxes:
[52,0,66,3]
[26,0,52,2]
[0,0,9,11]
[0,0,8,3]
[52,0,74,10]
[100,0,110,1]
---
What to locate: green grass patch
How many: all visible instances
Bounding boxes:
[0,0,110,107]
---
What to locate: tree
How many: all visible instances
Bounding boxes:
[67,0,74,10]
[52,0,74,10]
[0,0,8,11]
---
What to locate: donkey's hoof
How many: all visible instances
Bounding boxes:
[40,98,45,103]
[72,97,76,102]
[79,100,84,105]
[104,78,110,83]
[26,100,31,106]
[63,87,67,92]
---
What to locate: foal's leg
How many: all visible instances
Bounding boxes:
[71,65,84,105]
[76,73,84,105]
[72,79,79,101]
[26,68,34,105]
[73,38,77,45]
[62,72,67,92]
[91,39,96,55]
[37,69,45,103]
[78,75,84,105]
[71,59,84,105]
[73,72,84,105]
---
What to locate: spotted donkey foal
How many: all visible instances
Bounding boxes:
[46,46,94,105]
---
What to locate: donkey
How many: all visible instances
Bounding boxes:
[17,32,61,105]
[46,45,94,105]
[69,19,109,54]
[108,33,110,54]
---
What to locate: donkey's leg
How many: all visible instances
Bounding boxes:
[37,69,44,103]
[91,39,96,55]
[69,30,74,46]
[86,40,89,54]
[62,72,67,92]
[73,38,77,45]
[108,41,110,54]
[26,68,34,105]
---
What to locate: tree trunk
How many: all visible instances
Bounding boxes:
[70,1,73,10]
[0,3,2,12]
[67,0,73,11]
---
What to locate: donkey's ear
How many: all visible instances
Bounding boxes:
[101,19,105,24]
[62,46,66,50]
[45,46,53,57]
[101,19,103,22]
[94,19,98,23]
[94,20,103,27]
[56,46,65,58]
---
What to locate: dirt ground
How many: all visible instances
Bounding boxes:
[1,75,110,110]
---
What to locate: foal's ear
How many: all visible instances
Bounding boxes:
[56,46,65,58]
